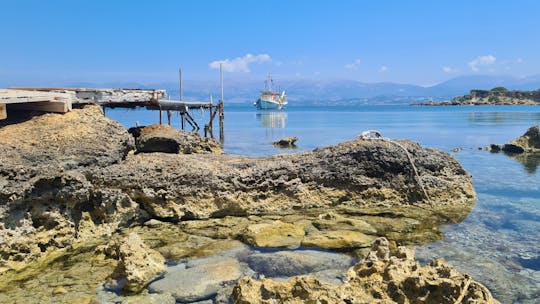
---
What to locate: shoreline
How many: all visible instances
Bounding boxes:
[0,105,499,303]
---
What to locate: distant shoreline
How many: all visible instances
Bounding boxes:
[413,87,540,106]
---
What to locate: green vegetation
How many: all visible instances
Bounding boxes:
[491,86,508,93]
[488,95,499,102]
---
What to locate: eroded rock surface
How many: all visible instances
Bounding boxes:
[92,136,475,221]
[0,105,475,270]
[0,106,484,302]
[0,105,140,269]
[114,233,166,293]
[232,237,499,304]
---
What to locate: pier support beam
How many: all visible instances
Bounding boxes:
[7,100,72,113]
[0,104,6,120]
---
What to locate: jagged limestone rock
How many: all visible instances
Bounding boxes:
[117,233,166,293]
[232,237,499,304]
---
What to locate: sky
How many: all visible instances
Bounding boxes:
[0,0,539,87]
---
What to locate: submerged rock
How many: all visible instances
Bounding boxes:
[148,257,243,302]
[246,249,354,278]
[134,124,222,154]
[232,237,499,304]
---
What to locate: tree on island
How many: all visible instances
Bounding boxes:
[491,86,508,93]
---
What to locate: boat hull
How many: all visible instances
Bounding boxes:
[254,98,287,110]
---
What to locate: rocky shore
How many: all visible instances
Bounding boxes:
[232,238,498,304]
[0,105,494,303]
[490,125,540,154]
[415,87,540,106]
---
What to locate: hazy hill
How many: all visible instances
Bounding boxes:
[40,74,540,105]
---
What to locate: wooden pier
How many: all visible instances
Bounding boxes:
[1,68,225,143]
[0,87,224,140]
[1,64,226,140]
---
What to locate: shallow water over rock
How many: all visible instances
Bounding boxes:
[0,206,465,303]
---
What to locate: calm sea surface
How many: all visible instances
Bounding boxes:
[107,105,540,303]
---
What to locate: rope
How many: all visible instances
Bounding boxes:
[454,277,472,304]
[359,130,434,206]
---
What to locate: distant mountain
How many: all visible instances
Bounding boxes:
[56,74,540,105]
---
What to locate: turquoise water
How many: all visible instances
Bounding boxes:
[107,105,540,303]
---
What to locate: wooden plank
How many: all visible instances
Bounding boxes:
[0,104,6,120]
[7,100,72,113]
[0,90,73,104]
[9,88,166,104]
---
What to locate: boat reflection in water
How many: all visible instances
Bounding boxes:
[256,111,287,129]
[255,111,288,142]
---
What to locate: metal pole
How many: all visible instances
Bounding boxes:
[220,63,223,103]
[219,63,224,143]
[179,68,182,101]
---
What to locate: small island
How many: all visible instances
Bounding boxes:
[416,87,540,106]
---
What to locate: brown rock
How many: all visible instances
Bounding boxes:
[273,136,298,148]
[508,125,540,152]
[232,237,499,304]
[301,230,375,249]
[313,212,377,234]
[117,233,166,293]
[242,220,305,248]
[94,137,476,220]
[0,105,476,268]
[135,124,222,154]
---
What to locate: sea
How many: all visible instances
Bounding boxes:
[106,104,540,303]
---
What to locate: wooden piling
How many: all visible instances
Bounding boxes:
[219,63,224,143]
[181,113,185,130]
[219,100,224,143]
[0,104,6,120]
[207,95,214,138]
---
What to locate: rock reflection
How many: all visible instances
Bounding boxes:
[468,112,540,125]
[507,152,540,174]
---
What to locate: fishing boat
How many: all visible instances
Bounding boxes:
[254,74,287,110]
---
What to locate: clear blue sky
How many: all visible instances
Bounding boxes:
[1,0,539,86]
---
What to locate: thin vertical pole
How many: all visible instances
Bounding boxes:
[220,63,224,103]
[179,68,182,101]
[219,63,224,143]
[208,95,214,138]
[167,110,171,126]
[159,106,162,125]
[181,113,185,130]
